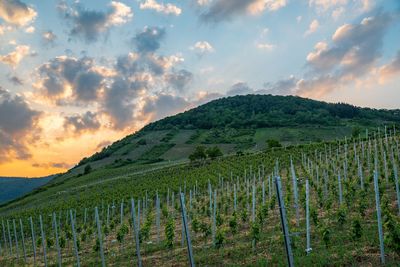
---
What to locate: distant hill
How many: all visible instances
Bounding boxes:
[73,94,400,174]
[0,176,55,204]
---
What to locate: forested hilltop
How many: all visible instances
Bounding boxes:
[143,94,400,130]
[76,95,400,169]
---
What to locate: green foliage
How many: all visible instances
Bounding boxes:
[241,209,248,222]
[165,216,175,249]
[93,238,100,252]
[229,214,238,235]
[382,198,400,255]
[46,237,54,248]
[83,164,92,175]
[200,222,211,240]
[311,208,319,226]
[216,212,223,226]
[352,127,361,139]
[117,224,129,244]
[215,228,225,249]
[140,214,153,242]
[251,222,261,244]
[189,146,207,162]
[321,226,331,248]
[266,139,282,149]
[206,146,223,160]
[143,94,397,131]
[137,139,147,145]
[192,216,200,233]
[257,204,268,225]
[351,217,362,241]
[59,235,66,249]
[138,143,175,163]
[337,206,347,226]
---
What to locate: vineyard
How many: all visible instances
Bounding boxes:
[0,127,400,266]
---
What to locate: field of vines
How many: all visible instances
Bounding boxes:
[0,127,400,266]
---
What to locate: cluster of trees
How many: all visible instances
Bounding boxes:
[143,94,400,131]
[189,146,223,162]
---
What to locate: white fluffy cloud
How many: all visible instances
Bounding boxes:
[0,45,30,68]
[0,0,37,26]
[256,42,276,51]
[140,0,182,16]
[304,19,320,36]
[190,41,214,55]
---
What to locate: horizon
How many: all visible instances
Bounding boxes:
[1,0,400,177]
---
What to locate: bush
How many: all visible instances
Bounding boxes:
[165,217,175,249]
[83,164,92,175]
[321,226,331,248]
[206,146,223,160]
[251,222,260,244]
[215,229,225,249]
[137,139,147,145]
[117,224,129,244]
[266,139,282,149]
[351,218,362,241]
[229,214,238,235]
[189,146,207,162]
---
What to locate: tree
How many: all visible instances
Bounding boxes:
[352,127,361,139]
[189,146,207,162]
[83,164,92,175]
[206,146,223,160]
[266,139,282,149]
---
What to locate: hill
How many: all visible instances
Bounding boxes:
[0,176,55,204]
[0,130,399,266]
[73,94,400,173]
[0,95,399,266]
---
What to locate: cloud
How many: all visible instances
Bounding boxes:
[102,76,142,129]
[304,19,319,36]
[190,41,214,55]
[132,26,166,54]
[309,0,347,13]
[32,162,71,169]
[263,75,297,94]
[0,24,12,35]
[296,75,338,97]
[142,94,189,121]
[0,88,41,163]
[0,0,37,26]
[332,6,345,20]
[64,111,101,134]
[256,42,275,51]
[307,12,392,76]
[42,30,57,46]
[166,69,194,91]
[103,44,187,129]
[200,0,286,23]
[140,0,182,16]
[35,56,106,103]
[96,140,112,150]
[8,75,24,86]
[25,26,35,33]
[226,82,254,96]
[0,45,30,68]
[379,51,400,83]
[197,0,211,6]
[59,1,133,43]
[294,11,396,97]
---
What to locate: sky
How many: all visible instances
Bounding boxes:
[0,0,399,177]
